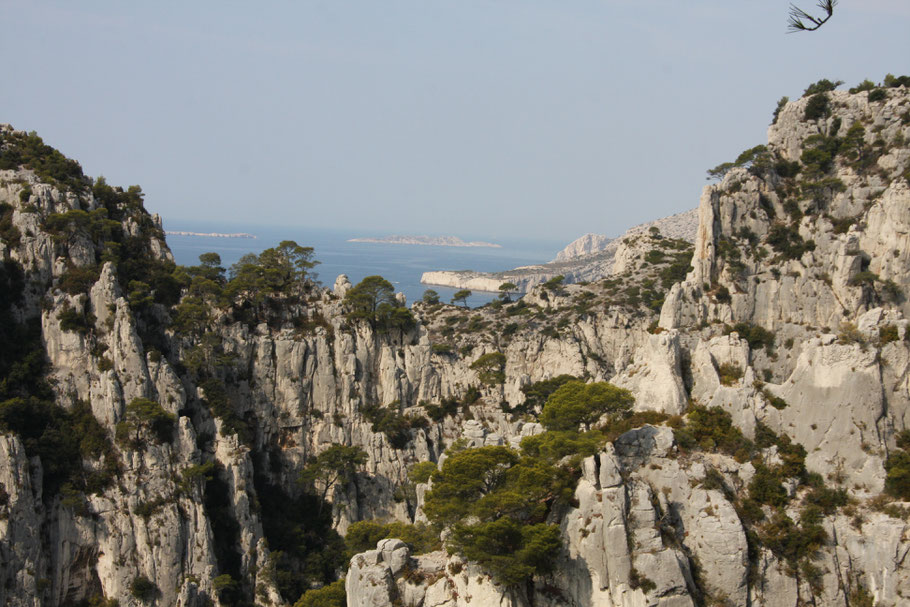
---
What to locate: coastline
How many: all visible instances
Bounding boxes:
[166,231,257,239]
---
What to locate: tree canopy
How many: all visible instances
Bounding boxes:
[470,352,507,386]
[452,289,471,307]
[517,374,579,415]
[539,380,634,432]
[423,445,569,586]
[343,275,415,331]
[300,444,367,512]
[225,240,317,303]
[498,282,517,302]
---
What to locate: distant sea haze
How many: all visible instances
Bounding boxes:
[164,222,563,308]
[166,230,256,238]
[348,235,501,248]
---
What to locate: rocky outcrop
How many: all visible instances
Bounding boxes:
[350,425,910,607]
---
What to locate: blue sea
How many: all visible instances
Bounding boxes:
[163,220,564,308]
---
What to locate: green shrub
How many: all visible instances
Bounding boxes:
[453,519,561,587]
[881,279,902,302]
[408,461,438,484]
[758,510,827,579]
[116,397,176,447]
[749,464,788,507]
[829,212,860,234]
[57,303,96,334]
[629,567,657,593]
[884,74,910,88]
[600,410,670,443]
[226,240,318,305]
[729,322,775,351]
[774,159,801,178]
[255,478,347,603]
[420,397,459,422]
[800,133,840,177]
[294,580,346,607]
[767,224,815,260]
[885,449,910,499]
[673,406,753,460]
[801,178,847,205]
[0,203,21,248]
[539,381,633,432]
[129,576,159,602]
[880,325,900,345]
[542,275,565,291]
[345,520,441,557]
[804,93,830,120]
[848,271,878,287]
[717,363,743,386]
[360,403,422,449]
[867,88,887,103]
[422,444,572,586]
[58,264,101,295]
[644,249,665,264]
[421,289,440,305]
[713,285,732,303]
[802,79,842,97]
[198,378,251,443]
[0,396,116,498]
[804,484,848,515]
[212,574,241,604]
[762,389,789,410]
[837,322,865,345]
[179,461,215,493]
[518,374,578,414]
[659,250,693,288]
[849,80,876,94]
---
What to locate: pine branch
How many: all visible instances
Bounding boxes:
[787,0,836,33]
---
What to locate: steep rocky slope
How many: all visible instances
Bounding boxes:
[0,77,909,607]
[348,81,910,606]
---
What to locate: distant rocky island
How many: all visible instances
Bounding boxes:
[166,230,256,238]
[348,235,501,248]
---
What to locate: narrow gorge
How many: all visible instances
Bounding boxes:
[1,78,910,607]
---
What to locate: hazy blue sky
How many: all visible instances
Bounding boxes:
[2,1,908,243]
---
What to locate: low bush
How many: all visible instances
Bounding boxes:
[729,322,775,351]
[345,520,441,557]
[129,576,159,602]
[717,363,743,386]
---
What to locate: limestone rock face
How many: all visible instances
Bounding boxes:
[351,426,910,607]
[3,85,910,607]
[0,435,45,607]
[612,330,688,414]
[554,233,612,262]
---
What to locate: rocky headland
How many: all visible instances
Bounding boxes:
[420,208,699,293]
